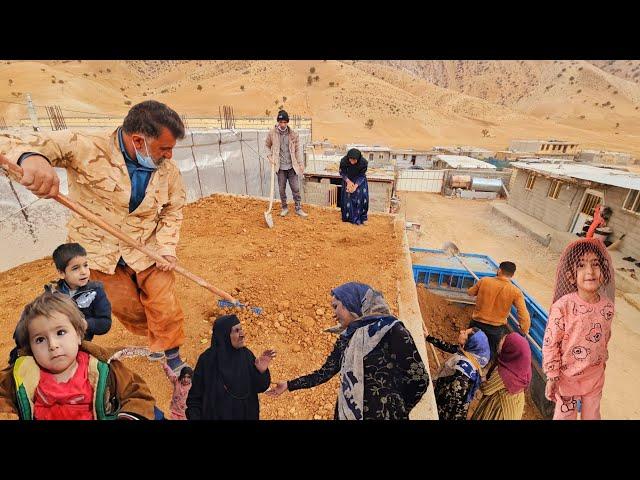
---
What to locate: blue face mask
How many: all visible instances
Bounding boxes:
[132,136,157,170]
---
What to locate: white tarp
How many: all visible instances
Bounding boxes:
[0,128,311,271]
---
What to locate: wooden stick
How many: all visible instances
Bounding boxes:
[421,321,441,369]
[0,157,236,303]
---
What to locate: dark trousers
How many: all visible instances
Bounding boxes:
[469,319,508,359]
[277,168,301,209]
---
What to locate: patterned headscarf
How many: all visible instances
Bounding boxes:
[331,282,399,420]
[436,329,490,403]
[332,282,391,319]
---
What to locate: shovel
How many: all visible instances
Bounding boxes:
[442,241,541,350]
[0,156,263,315]
[264,160,275,228]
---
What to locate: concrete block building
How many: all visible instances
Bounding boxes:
[508,161,640,257]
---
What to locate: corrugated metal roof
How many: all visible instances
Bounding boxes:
[511,162,640,190]
[434,155,496,169]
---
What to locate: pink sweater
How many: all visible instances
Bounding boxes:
[162,363,191,420]
[542,292,614,396]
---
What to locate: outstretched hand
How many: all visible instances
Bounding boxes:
[255,349,277,373]
[265,381,288,397]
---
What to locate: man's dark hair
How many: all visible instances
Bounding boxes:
[122,100,185,140]
[499,261,516,276]
[52,243,87,272]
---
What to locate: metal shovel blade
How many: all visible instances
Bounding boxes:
[442,241,460,257]
[218,299,263,315]
[264,211,274,229]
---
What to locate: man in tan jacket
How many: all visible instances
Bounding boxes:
[265,110,308,217]
[0,100,190,373]
[467,261,531,358]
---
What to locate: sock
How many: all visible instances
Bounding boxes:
[165,347,182,370]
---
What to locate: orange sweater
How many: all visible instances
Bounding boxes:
[467,276,530,333]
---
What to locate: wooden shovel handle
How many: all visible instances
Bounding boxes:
[1,157,236,303]
[421,322,441,369]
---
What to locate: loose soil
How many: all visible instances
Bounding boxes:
[0,194,404,420]
[416,285,543,420]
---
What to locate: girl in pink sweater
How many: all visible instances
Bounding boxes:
[162,362,193,420]
[542,238,615,420]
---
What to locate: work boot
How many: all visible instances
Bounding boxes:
[280,208,289,217]
[147,351,165,362]
[295,207,308,217]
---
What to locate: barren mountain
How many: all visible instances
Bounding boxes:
[1,59,638,156]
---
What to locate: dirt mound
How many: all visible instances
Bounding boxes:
[0,194,403,420]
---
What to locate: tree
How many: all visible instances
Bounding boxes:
[310,67,316,74]
[314,75,320,81]
[307,75,313,86]
[282,96,287,102]
[365,119,374,129]
[265,109,270,116]
[240,85,245,91]
[197,84,203,91]
[481,129,489,137]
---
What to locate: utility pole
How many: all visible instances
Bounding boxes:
[26,93,40,132]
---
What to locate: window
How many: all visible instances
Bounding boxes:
[623,189,640,214]
[581,193,601,216]
[392,154,396,159]
[548,179,562,199]
[369,153,374,161]
[525,172,536,190]
[379,154,384,160]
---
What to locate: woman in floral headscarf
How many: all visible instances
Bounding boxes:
[426,327,490,420]
[267,282,430,420]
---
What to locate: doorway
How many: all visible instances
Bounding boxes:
[570,189,603,234]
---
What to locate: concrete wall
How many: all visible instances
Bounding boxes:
[368,181,393,212]
[508,170,585,232]
[394,154,430,169]
[362,150,391,166]
[509,171,640,256]
[601,186,640,258]
[302,176,392,213]
[0,128,310,272]
[509,140,542,153]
